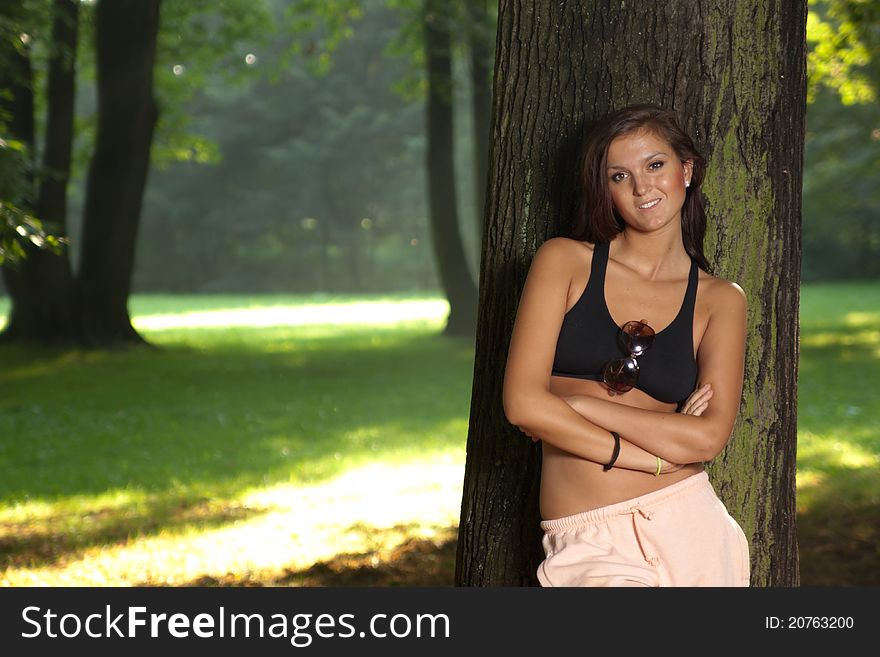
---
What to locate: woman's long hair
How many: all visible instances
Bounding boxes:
[572,104,712,273]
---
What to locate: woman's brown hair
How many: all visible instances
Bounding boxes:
[571,104,712,273]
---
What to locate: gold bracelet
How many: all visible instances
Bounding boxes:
[654,456,662,477]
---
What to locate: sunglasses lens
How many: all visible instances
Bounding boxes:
[602,357,639,392]
[620,320,655,356]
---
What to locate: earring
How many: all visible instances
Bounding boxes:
[685,180,690,188]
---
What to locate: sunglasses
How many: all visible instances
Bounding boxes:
[602,319,656,393]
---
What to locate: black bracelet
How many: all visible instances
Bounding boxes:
[603,431,621,471]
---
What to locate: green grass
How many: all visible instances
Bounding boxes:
[795,282,880,585]
[0,283,877,585]
[0,295,471,582]
[0,294,464,502]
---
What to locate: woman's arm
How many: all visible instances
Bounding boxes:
[555,384,713,468]
[502,239,672,474]
[519,404,682,474]
[562,281,748,464]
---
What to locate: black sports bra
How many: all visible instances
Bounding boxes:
[551,241,699,404]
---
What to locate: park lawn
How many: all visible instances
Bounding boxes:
[0,283,877,586]
[793,282,880,586]
[0,295,469,585]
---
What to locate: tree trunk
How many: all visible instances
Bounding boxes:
[77,0,160,346]
[424,0,478,338]
[466,0,494,262]
[456,0,805,587]
[1,0,81,343]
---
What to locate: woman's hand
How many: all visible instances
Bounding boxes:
[678,383,713,416]
[660,384,713,472]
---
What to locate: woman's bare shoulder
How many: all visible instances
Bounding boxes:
[528,238,595,286]
[533,236,595,264]
[698,270,748,314]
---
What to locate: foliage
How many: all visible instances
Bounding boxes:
[1,0,370,274]
[803,89,880,280]
[807,0,879,104]
[0,6,63,267]
[0,199,66,266]
[384,0,496,102]
[276,0,364,78]
[804,0,880,280]
[42,1,367,175]
[115,0,490,293]
[126,1,442,293]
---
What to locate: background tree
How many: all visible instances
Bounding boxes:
[0,0,76,338]
[456,0,806,586]
[75,0,160,345]
[424,0,477,337]
[1,0,357,344]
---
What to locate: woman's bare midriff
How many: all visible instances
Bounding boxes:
[540,374,704,520]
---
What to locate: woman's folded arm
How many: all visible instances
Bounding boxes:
[561,281,748,464]
[504,388,676,473]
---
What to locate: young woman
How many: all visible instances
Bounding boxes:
[502,105,750,587]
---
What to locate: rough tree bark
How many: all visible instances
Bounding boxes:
[456,0,805,587]
[77,0,160,345]
[424,0,478,338]
[1,0,80,343]
[466,0,494,254]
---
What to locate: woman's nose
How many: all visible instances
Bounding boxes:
[631,174,649,196]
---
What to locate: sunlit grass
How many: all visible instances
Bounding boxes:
[0,293,449,335]
[131,298,448,331]
[1,457,463,586]
[0,294,469,585]
[795,288,880,513]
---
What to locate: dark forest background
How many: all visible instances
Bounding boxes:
[1,0,877,302]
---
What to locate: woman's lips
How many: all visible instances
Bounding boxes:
[638,198,661,210]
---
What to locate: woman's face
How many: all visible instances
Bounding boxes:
[605,129,693,233]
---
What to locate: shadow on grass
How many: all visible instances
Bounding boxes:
[797,466,879,586]
[177,525,460,587]
[0,328,473,502]
[0,495,264,570]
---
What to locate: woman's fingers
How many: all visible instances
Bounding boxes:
[681,384,712,415]
[690,400,709,416]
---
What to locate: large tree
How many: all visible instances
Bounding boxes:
[1,0,80,341]
[456,0,806,586]
[0,0,159,346]
[1,1,353,344]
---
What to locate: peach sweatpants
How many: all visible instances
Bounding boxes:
[537,471,750,587]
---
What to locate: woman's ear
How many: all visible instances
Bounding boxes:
[683,159,694,185]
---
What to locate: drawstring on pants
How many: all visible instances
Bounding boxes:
[620,506,660,566]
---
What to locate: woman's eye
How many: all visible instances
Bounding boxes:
[611,172,626,183]
[649,161,664,170]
